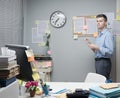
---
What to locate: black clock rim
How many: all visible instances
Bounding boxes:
[50,11,66,28]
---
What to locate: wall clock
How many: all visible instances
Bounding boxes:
[50,11,66,28]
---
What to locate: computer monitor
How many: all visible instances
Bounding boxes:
[5,44,34,81]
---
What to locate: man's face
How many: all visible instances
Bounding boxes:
[97,17,107,30]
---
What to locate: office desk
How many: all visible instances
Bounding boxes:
[47,82,101,90]
[19,82,102,98]
[0,81,19,98]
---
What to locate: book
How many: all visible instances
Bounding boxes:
[0,60,17,68]
[89,94,100,98]
[0,70,19,79]
[90,90,120,98]
[100,83,119,89]
[89,84,120,98]
[0,64,19,70]
[0,55,16,62]
[0,64,20,79]
[36,61,52,67]
[0,65,19,75]
[0,77,16,87]
[89,93,120,98]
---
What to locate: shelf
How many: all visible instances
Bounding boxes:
[34,56,52,61]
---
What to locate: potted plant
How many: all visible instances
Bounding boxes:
[45,32,51,56]
[46,32,51,48]
[25,81,38,97]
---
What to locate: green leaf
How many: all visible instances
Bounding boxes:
[46,40,49,47]
[47,34,50,39]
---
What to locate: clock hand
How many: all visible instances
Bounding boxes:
[55,18,60,25]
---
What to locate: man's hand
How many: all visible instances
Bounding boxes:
[84,38,91,44]
[84,38,99,52]
[88,44,99,51]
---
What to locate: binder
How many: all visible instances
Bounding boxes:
[0,77,16,87]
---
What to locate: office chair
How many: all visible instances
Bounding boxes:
[84,72,106,83]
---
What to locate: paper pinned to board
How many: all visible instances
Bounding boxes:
[73,34,78,40]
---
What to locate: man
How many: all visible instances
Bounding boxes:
[85,14,114,81]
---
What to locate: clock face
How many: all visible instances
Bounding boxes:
[50,11,66,28]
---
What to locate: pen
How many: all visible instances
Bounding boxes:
[54,88,68,94]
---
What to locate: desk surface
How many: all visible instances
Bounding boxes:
[19,82,104,98]
[47,82,102,91]
[0,81,19,98]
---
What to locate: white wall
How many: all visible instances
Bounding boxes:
[116,0,120,82]
[23,0,116,82]
[117,0,120,10]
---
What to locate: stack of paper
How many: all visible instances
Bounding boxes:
[0,54,19,87]
[89,83,120,98]
[0,64,19,79]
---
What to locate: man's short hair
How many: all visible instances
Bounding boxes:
[96,14,107,22]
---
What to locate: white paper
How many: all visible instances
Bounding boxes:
[112,20,120,35]
[73,17,84,33]
[32,28,44,43]
[32,21,49,43]
[87,18,97,34]
[37,21,48,33]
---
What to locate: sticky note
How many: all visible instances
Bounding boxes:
[93,32,98,38]
[32,68,37,72]
[116,16,120,21]
[72,16,77,19]
[83,25,87,30]
[73,34,78,40]
[116,10,120,13]
[25,49,35,62]
[91,16,96,18]
[32,72,40,81]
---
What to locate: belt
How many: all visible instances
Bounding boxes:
[95,57,110,61]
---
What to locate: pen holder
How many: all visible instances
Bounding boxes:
[42,85,49,96]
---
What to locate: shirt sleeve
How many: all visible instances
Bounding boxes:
[99,33,114,56]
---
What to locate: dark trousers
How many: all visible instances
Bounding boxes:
[95,58,111,79]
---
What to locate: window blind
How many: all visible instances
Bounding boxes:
[0,0,23,48]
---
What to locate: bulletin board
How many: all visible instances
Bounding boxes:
[72,16,98,39]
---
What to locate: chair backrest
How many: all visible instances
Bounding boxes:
[84,72,106,83]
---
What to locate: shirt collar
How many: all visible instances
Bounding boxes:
[98,28,107,36]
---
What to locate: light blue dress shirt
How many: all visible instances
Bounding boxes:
[95,28,114,58]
